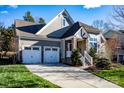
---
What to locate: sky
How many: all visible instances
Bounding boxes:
[0,5,114,27]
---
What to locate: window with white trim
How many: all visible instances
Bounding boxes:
[67,43,72,51]
[24,47,31,50]
[89,37,97,49]
[63,18,66,27]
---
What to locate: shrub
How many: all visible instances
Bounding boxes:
[89,47,97,58]
[110,63,122,69]
[85,65,97,72]
[71,49,82,66]
[0,55,16,65]
[0,57,13,65]
[95,58,111,69]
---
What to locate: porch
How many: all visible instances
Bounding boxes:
[62,37,93,68]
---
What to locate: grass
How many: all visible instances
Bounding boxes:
[0,65,60,88]
[94,65,124,87]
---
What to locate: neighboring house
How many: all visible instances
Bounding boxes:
[104,30,124,63]
[15,9,106,67]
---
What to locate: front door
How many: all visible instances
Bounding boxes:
[66,43,72,57]
[77,40,86,55]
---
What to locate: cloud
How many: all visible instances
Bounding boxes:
[9,5,18,8]
[83,5,101,9]
[0,10,8,14]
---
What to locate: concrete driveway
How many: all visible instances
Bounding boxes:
[26,64,121,88]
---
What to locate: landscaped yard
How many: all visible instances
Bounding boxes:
[94,64,124,87]
[0,64,60,88]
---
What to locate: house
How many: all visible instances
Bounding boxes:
[104,30,124,63]
[15,9,106,67]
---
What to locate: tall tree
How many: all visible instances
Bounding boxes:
[0,25,5,52]
[23,11,35,22]
[113,6,124,23]
[92,20,112,32]
[112,6,124,29]
[1,29,13,52]
[0,24,14,53]
[39,17,46,24]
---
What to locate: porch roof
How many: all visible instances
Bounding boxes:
[61,21,100,38]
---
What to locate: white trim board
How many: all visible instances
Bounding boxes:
[20,36,61,41]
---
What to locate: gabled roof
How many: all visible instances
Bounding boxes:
[36,9,74,35]
[78,22,100,34]
[61,21,100,38]
[61,22,80,38]
[16,24,45,34]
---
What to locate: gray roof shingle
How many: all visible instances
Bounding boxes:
[61,21,100,38]
[16,24,45,34]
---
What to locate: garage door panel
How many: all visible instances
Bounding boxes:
[22,46,41,64]
[44,46,60,64]
[23,47,32,64]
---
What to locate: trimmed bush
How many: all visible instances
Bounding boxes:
[95,58,111,69]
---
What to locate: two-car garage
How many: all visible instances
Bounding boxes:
[22,46,60,64]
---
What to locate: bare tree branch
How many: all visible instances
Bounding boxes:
[113,6,124,24]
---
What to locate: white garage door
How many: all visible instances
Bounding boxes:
[22,46,41,64]
[44,46,60,64]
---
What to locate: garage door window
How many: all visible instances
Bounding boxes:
[24,47,31,50]
[33,47,39,50]
[45,48,51,51]
[52,48,57,51]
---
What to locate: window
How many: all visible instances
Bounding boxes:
[90,37,97,41]
[89,37,97,49]
[90,38,94,41]
[119,55,124,62]
[90,42,97,48]
[90,42,94,47]
[67,43,72,51]
[33,47,39,50]
[94,38,97,41]
[63,18,66,26]
[94,43,97,48]
[80,29,83,35]
[45,48,51,51]
[24,47,31,50]
[52,48,58,51]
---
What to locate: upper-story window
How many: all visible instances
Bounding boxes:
[63,18,66,27]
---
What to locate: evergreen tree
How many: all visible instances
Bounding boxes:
[23,11,35,22]
[39,17,46,24]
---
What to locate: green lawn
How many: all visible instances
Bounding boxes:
[0,65,60,88]
[94,65,124,87]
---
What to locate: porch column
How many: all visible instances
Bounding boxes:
[85,38,89,51]
[61,39,65,59]
[72,37,77,49]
